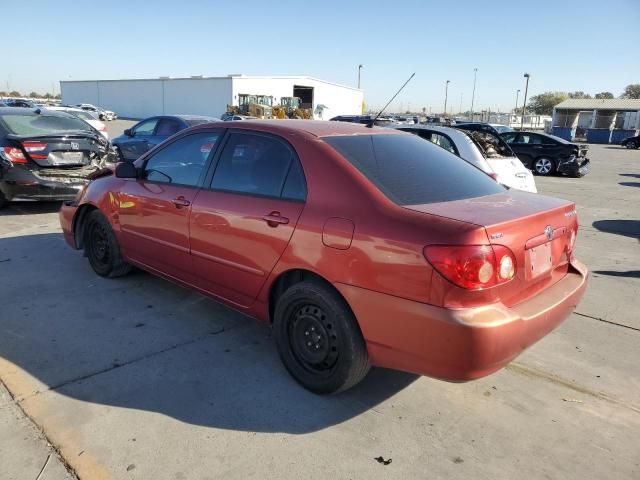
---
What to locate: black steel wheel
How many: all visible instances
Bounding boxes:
[274,280,370,394]
[84,210,132,278]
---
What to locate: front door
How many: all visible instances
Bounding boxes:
[120,117,159,161]
[117,130,223,280]
[189,131,307,307]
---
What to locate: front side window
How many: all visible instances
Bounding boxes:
[211,133,299,198]
[143,131,221,186]
[324,134,504,205]
[516,134,542,144]
[134,118,158,136]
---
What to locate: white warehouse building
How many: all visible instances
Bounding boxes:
[60,75,364,120]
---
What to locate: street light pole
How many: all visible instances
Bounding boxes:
[357,64,363,89]
[515,89,520,113]
[520,73,530,130]
[444,80,450,116]
[470,67,478,121]
[459,92,463,115]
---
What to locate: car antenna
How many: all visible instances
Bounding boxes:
[367,72,415,128]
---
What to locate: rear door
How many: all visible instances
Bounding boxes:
[189,130,306,307]
[117,130,223,280]
[119,118,159,160]
[151,117,183,147]
[504,133,539,168]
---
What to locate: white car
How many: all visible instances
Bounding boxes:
[47,106,109,139]
[74,104,116,121]
[395,124,537,193]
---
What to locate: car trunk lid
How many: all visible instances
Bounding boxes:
[406,189,578,307]
[8,133,104,167]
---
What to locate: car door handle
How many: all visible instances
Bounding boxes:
[172,196,191,208]
[262,212,289,227]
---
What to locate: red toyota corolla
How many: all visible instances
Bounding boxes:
[59,120,587,393]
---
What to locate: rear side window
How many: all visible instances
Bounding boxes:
[324,134,504,205]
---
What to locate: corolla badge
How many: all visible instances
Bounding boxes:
[544,225,554,240]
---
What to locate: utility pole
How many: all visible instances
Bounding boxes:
[470,67,478,121]
[520,73,530,130]
[515,89,520,113]
[357,64,363,89]
[443,80,450,116]
[459,92,463,115]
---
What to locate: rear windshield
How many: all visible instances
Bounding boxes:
[70,110,97,121]
[0,113,92,136]
[324,134,505,205]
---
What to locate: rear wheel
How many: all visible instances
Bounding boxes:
[273,280,370,394]
[84,210,132,278]
[625,141,638,149]
[0,190,7,209]
[533,157,555,176]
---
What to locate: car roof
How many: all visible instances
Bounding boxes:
[172,114,220,121]
[197,119,405,138]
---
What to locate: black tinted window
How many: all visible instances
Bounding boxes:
[281,159,307,201]
[211,133,293,198]
[324,134,504,205]
[155,118,182,136]
[143,132,221,186]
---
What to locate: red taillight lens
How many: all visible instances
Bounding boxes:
[21,141,49,160]
[2,146,28,164]
[424,244,516,290]
[488,172,499,181]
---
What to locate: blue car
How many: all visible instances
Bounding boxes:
[112,115,220,161]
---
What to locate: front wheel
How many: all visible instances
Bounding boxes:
[533,157,555,176]
[273,280,370,394]
[84,210,132,278]
[625,141,638,149]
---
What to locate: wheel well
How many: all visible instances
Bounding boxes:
[73,204,98,249]
[268,269,344,323]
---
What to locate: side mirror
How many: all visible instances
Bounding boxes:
[124,128,133,137]
[115,161,137,179]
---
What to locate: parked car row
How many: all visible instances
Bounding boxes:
[57,119,588,393]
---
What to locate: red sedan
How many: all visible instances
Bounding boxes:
[59,120,587,394]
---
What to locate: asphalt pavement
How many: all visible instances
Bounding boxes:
[0,125,638,479]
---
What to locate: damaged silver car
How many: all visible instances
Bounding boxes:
[0,107,116,208]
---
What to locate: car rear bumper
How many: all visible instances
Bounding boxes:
[59,201,79,249]
[1,172,85,201]
[336,259,588,381]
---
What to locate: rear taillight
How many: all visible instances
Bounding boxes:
[424,244,516,290]
[2,146,28,164]
[22,141,49,160]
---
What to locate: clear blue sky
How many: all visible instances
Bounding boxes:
[4,0,639,112]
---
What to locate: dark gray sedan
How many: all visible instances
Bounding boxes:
[112,115,220,161]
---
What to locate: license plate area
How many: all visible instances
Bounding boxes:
[50,151,86,165]
[526,242,552,279]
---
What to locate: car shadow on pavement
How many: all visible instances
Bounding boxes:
[592,219,640,240]
[0,232,418,434]
[593,270,640,279]
[0,201,63,216]
[619,173,640,179]
[619,181,640,188]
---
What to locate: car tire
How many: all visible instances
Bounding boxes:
[533,157,555,176]
[273,280,370,394]
[84,210,132,278]
[0,190,8,209]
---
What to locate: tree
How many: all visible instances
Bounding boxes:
[527,91,568,115]
[568,91,592,99]
[9,90,21,97]
[29,91,40,98]
[44,93,53,99]
[595,92,614,99]
[621,84,640,99]
[54,94,61,100]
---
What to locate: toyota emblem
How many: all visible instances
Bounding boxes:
[544,225,553,240]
